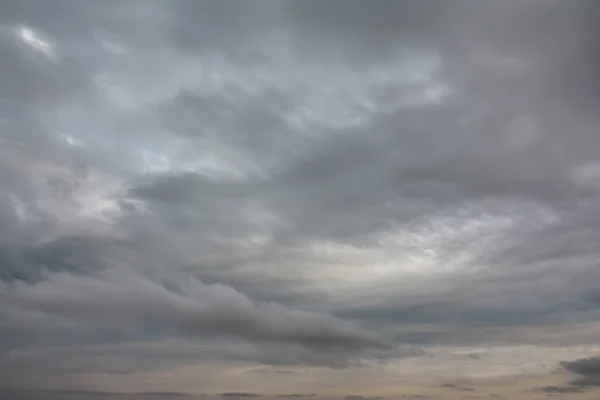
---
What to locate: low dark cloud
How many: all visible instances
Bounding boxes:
[0,271,390,352]
[560,356,600,388]
[570,376,600,388]
[561,357,600,377]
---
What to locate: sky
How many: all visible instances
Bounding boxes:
[1,1,600,399]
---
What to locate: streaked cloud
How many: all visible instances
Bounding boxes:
[1,0,600,397]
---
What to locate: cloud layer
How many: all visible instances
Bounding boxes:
[1,0,600,394]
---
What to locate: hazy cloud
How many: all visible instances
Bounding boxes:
[540,386,584,394]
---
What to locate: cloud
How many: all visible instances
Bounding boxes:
[2,0,600,393]
[0,387,194,399]
[540,386,584,394]
[561,357,600,377]
[0,270,389,353]
[560,357,600,387]
[570,376,600,388]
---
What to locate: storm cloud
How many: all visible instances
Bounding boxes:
[2,0,600,396]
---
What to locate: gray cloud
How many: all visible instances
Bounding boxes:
[560,357,600,387]
[570,376,600,388]
[0,271,389,352]
[561,357,600,377]
[2,0,600,391]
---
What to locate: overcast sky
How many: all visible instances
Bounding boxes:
[1,1,600,399]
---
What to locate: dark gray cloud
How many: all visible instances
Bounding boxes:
[0,271,389,351]
[2,0,600,391]
[570,376,600,388]
[561,357,600,377]
[560,357,600,387]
